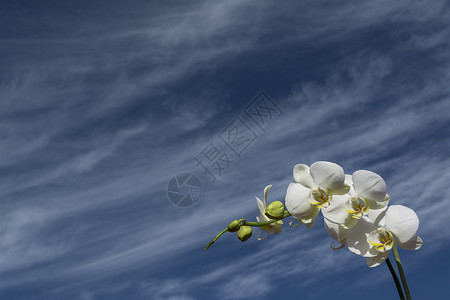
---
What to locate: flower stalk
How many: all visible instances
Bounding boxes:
[392,241,412,300]
[204,212,292,251]
[386,257,405,300]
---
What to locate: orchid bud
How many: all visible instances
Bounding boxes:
[265,201,285,220]
[237,226,252,242]
[227,220,241,232]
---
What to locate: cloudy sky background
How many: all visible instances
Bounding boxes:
[1,0,449,299]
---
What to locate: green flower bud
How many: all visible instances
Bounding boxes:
[237,226,252,242]
[265,201,285,220]
[227,219,241,232]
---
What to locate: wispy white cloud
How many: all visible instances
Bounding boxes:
[0,0,449,299]
[218,273,272,300]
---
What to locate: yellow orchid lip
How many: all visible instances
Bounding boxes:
[368,228,394,252]
[346,196,370,219]
[311,187,332,208]
[369,240,386,251]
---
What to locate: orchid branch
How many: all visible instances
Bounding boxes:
[386,257,405,300]
[204,212,292,251]
[392,241,412,300]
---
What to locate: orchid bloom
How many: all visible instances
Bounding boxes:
[285,161,348,228]
[256,185,283,240]
[346,205,423,267]
[322,170,390,243]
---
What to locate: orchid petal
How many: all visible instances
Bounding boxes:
[367,207,387,226]
[347,217,377,257]
[343,216,358,229]
[366,195,390,210]
[285,182,316,220]
[366,251,390,268]
[293,164,315,188]
[256,197,266,215]
[263,185,272,206]
[303,207,320,228]
[273,223,283,234]
[257,213,270,223]
[343,174,357,195]
[322,195,350,224]
[324,218,348,241]
[352,170,387,202]
[329,184,351,195]
[385,205,419,243]
[310,161,345,190]
[396,234,423,251]
[344,174,354,186]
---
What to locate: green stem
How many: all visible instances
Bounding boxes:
[204,228,228,252]
[392,242,412,300]
[204,212,292,251]
[243,212,291,227]
[386,257,405,300]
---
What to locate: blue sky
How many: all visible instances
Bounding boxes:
[1,1,449,299]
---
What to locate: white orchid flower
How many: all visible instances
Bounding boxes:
[346,205,423,267]
[256,185,283,240]
[323,170,390,243]
[285,161,348,228]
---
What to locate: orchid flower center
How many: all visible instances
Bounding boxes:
[346,196,370,219]
[368,227,394,252]
[311,186,331,208]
